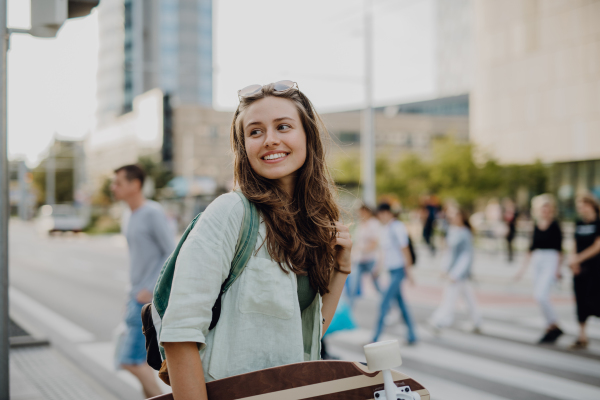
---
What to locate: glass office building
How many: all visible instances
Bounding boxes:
[97,0,213,126]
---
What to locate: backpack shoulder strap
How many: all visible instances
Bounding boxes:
[207,191,259,330]
[153,211,203,318]
[221,190,260,293]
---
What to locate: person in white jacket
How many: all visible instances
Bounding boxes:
[429,207,482,332]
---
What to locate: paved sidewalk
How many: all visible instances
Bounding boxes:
[11,345,119,400]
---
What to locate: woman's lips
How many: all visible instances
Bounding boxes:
[261,153,289,164]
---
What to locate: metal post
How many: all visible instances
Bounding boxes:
[0,0,9,396]
[361,0,376,208]
[46,143,55,206]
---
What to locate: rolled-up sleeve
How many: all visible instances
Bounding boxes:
[159,194,244,349]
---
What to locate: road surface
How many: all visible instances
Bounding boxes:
[9,220,600,399]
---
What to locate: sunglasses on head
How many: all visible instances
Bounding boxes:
[237,80,299,101]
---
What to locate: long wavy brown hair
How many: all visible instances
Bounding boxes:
[230,83,340,295]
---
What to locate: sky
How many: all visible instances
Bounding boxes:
[7,0,435,165]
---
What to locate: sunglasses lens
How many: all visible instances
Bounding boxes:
[238,84,262,98]
[273,80,295,92]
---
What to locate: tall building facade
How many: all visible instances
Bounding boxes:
[96,0,213,126]
[470,0,600,213]
[435,0,473,97]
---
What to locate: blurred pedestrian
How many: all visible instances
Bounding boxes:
[569,193,600,349]
[421,197,437,255]
[429,207,482,332]
[503,198,518,263]
[111,164,175,398]
[160,82,352,397]
[349,204,381,307]
[515,194,564,344]
[372,203,417,345]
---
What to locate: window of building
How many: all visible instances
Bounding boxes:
[337,131,360,144]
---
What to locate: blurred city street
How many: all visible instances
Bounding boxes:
[2,1,600,400]
[8,220,600,400]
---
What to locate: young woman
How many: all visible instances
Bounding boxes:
[349,204,381,307]
[569,193,600,349]
[515,194,564,344]
[429,207,482,332]
[372,203,417,345]
[159,81,352,400]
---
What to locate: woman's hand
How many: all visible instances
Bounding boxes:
[333,221,352,273]
[136,288,153,304]
[568,253,581,276]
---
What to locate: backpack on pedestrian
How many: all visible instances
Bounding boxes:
[140,191,259,385]
[391,220,417,266]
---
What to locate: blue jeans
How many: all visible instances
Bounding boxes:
[115,299,147,367]
[349,260,381,307]
[373,268,417,343]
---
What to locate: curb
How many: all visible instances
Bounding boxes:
[10,296,145,400]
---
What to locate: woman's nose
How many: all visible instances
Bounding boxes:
[264,128,280,147]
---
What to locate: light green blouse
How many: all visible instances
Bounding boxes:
[159,192,322,382]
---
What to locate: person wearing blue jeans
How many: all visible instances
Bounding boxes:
[349,260,381,307]
[373,203,417,344]
[111,165,175,398]
[349,205,382,307]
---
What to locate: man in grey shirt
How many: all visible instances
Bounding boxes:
[111,164,174,398]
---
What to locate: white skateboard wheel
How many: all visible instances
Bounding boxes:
[364,340,403,372]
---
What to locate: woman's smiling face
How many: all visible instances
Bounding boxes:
[242,96,307,193]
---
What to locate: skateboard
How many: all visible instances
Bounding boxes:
[148,340,429,400]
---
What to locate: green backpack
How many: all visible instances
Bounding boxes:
[141,191,259,373]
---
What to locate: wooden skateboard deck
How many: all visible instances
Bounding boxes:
[148,360,430,400]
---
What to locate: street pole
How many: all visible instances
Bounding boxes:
[0,0,8,396]
[361,0,376,208]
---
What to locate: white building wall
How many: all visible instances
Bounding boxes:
[471,0,600,164]
[96,0,125,125]
[435,0,474,97]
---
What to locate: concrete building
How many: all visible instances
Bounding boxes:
[324,95,470,163]
[96,0,213,126]
[167,95,469,190]
[170,105,233,189]
[470,0,600,212]
[86,89,168,190]
[9,160,36,220]
[435,0,473,97]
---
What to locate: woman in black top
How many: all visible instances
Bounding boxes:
[569,193,600,349]
[515,194,563,343]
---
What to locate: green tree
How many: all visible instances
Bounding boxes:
[137,155,173,192]
[330,152,361,185]
[377,154,430,208]
[502,161,548,198]
[32,169,74,206]
[330,136,549,211]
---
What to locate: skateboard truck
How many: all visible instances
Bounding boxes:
[364,340,421,400]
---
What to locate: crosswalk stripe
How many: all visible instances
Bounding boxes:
[515,316,600,342]
[9,286,95,343]
[78,341,171,392]
[326,341,511,400]
[472,320,600,357]
[329,328,600,400]
[426,327,600,378]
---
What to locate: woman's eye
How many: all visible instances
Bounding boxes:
[278,124,291,131]
[249,129,261,136]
